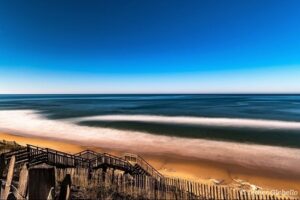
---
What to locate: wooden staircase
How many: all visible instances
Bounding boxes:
[123,153,163,180]
[1,145,162,180]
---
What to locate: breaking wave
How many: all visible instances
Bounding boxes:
[75,114,300,130]
[0,110,300,176]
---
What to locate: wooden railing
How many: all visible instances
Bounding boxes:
[3,147,28,163]
[135,155,163,180]
[44,147,90,168]
[2,146,141,176]
[90,153,133,172]
[3,145,90,168]
[74,150,101,159]
[123,153,163,180]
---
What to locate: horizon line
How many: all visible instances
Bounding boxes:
[1,92,300,95]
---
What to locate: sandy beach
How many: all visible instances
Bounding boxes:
[1,131,299,194]
[2,1,300,199]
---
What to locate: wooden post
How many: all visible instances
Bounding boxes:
[0,154,6,178]
[200,184,204,198]
[0,154,6,196]
[28,167,55,200]
[16,164,28,199]
[1,156,15,200]
[59,174,71,200]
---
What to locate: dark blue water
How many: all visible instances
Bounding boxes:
[0,94,300,148]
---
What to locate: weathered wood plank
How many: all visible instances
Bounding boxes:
[28,167,55,200]
[0,154,6,196]
[0,155,15,200]
[16,164,28,199]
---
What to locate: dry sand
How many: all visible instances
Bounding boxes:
[1,131,299,194]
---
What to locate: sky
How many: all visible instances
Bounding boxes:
[0,0,300,94]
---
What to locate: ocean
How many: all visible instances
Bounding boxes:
[0,94,300,148]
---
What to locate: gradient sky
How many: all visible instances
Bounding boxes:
[0,0,300,93]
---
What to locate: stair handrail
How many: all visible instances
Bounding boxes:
[3,147,27,157]
[105,152,133,168]
[27,144,89,161]
[26,145,90,167]
[88,152,134,174]
[135,155,163,180]
[74,150,101,158]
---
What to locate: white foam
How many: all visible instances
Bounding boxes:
[75,114,300,130]
[0,110,300,175]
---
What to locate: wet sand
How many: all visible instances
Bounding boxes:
[1,131,299,194]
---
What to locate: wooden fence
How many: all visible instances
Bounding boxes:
[55,167,299,200]
[1,147,299,200]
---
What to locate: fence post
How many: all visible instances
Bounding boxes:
[59,174,71,200]
[0,154,6,196]
[0,155,15,200]
[16,164,28,199]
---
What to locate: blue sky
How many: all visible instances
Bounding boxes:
[0,0,300,93]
